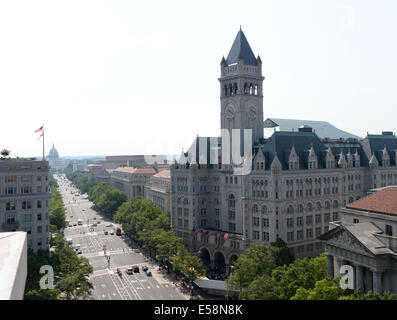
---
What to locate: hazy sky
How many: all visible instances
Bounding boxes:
[1,0,396,157]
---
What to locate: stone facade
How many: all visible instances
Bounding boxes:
[144,169,171,212]
[170,29,397,272]
[0,159,50,251]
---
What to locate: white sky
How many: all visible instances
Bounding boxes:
[1,0,397,157]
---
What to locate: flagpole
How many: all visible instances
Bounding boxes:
[42,124,45,160]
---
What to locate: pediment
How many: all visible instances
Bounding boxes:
[325,228,373,256]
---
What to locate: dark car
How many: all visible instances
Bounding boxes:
[104,231,108,235]
[132,265,139,273]
[142,266,148,272]
[146,271,152,276]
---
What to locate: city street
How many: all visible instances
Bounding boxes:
[54,174,187,300]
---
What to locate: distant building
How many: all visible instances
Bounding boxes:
[46,144,70,172]
[110,166,169,199]
[145,169,171,212]
[0,232,27,300]
[0,158,50,251]
[319,187,397,294]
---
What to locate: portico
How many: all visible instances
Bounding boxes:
[319,222,397,294]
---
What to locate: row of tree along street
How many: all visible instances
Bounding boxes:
[24,174,93,300]
[64,170,396,300]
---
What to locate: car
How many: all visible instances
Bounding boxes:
[93,217,96,220]
[146,271,152,276]
[77,249,82,254]
[110,231,114,235]
[104,231,108,235]
[92,223,97,227]
[73,223,77,226]
[126,267,133,275]
[132,265,139,273]
[106,223,113,227]
[69,223,72,227]
[75,244,80,251]
[97,221,101,224]
[142,266,148,272]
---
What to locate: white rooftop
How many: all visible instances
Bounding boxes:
[0,232,27,300]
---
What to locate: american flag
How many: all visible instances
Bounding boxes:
[35,126,44,140]
[35,126,43,133]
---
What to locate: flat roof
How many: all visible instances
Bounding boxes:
[0,232,27,300]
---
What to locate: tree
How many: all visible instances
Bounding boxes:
[291,278,345,300]
[227,243,276,294]
[171,246,205,283]
[269,238,294,266]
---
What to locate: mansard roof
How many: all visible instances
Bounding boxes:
[258,130,369,170]
[362,133,397,166]
[264,118,361,140]
[226,29,258,66]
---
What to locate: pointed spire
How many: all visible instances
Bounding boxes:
[338,151,347,167]
[289,145,298,161]
[226,29,258,66]
[257,54,262,64]
[383,145,390,158]
[326,146,334,157]
[220,56,227,66]
[308,144,316,158]
[271,153,282,169]
[369,153,379,167]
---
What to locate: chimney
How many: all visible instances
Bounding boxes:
[298,125,312,133]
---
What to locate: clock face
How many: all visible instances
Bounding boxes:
[248,106,257,120]
[226,105,235,119]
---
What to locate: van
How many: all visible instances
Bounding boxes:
[77,219,82,225]
[75,244,80,250]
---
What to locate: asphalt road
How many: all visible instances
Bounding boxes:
[54,173,187,300]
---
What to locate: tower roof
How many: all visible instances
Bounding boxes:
[226,28,258,66]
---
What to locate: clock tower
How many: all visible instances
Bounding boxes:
[219,28,265,149]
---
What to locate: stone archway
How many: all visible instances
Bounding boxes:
[214,251,226,272]
[199,247,211,268]
[229,254,238,266]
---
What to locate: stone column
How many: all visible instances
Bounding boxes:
[326,254,334,278]
[355,265,364,292]
[373,270,382,294]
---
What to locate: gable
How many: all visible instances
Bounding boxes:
[322,228,374,257]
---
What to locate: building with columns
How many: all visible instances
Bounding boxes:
[170,28,397,274]
[319,187,397,294]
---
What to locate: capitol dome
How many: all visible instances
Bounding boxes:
[47,144,59,160]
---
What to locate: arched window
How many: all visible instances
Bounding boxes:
[287,205,294,214]
[316,202,322,211]
[306,203,313,212]
[252,204,258,214]
[324,201,331,210]
[228,194,236,220]
[249,83,253,95]
[233,83,238,94]
[244,83,248,95]
[183,198,188,205]
[332,200,338,209]
[262,206,268,214]
[254,84,258,95]
[297,204,304,213]
[224,85,228,96]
